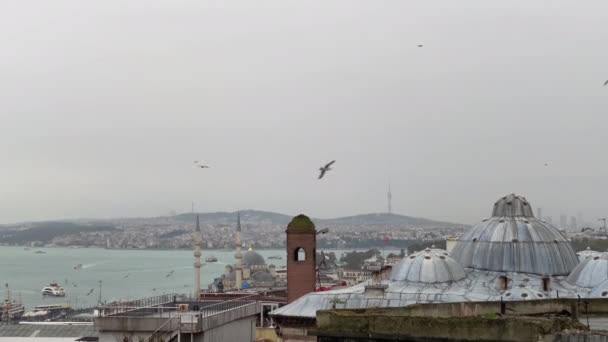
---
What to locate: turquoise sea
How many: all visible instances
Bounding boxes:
[0,246,287,311]
[0,246,399,311]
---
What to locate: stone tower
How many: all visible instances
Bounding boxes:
[234,212,243,290]
[286,214,317,303]
[193,214,202,295]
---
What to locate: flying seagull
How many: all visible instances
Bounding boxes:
[165,270,174,278]
[123,273,130,278]
[604,80,608,86]
[318,160,336,179]
[418,44,423,47]
[86,288,94,296]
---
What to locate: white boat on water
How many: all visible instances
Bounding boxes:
[42,282,65,297]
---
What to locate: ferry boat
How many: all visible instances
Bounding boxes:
[0,285,25,322]
[42,282,66,297]
[205,255,218,262]
[73,264,83,270]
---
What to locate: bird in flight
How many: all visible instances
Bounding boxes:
[123,273,130,278]
[86,288,94,296]
[604,80,608,86]
[318,160,336,179]
[194,161,210,168]
[166,270,174,278]
[544,163,548,166]
[418,44,423,47]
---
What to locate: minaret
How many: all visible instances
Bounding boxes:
[387,180,392,214]
[193,215,202,296]
[234,212,243,290]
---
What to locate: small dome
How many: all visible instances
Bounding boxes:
[492,194,534,217]
[451,194,578,276]
[287,214,315,233]
[244,248,266,267]
[575,247,602,262]
[390,248,466,283]
[567,252,608,288]
[250,271,275,282]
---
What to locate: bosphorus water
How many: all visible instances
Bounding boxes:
[0,246,288,311]
[0,246,397,311]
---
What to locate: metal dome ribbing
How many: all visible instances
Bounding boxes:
[567,252,608,288]
[451,194,579,276]
[491,194,534,217]
[390,248,466,283]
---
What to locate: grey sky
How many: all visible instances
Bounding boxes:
[1,0,607,225]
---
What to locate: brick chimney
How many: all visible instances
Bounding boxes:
[286,214,317,303]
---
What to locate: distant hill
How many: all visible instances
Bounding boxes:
[0,221,116,244]
[174,210,293,225]
[317,213,465,229]
[174,210,465,230]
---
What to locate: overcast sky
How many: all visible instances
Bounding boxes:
[1,0,607,225]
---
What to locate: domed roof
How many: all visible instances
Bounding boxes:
[576,247,602,262]
[567,252,608,288]
[287,214,315,233]
[243,247,266,267]
[451,194,579,276]
[390,248,466,283]
[250,271,275,282]
[492,194,534,217]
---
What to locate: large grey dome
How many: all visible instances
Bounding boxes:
[567,252,608,288]
[390,248,466,283]
[243,248,266,267]
[451,194,578,276]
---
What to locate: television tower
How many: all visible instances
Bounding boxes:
[387,180,392,214]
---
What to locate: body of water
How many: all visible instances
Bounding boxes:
[0,246,401,311]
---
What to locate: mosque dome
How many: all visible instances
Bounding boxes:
[451,194,579,276]
[567,252,608,288]
[243,247,266,267]
[575,247,602,262]
[390,248,466,283]
[250,271,275,282]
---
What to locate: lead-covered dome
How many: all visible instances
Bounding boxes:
[451,194,578,276]
[567,252,608,288]
[243,247,266,267]
[390,248,466,283]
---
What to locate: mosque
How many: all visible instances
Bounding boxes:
[211,213,277,290]
[271,193,608,320]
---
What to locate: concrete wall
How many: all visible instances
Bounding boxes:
[318,298,608,320]
[315,314,585,342]
[201,315,256,342]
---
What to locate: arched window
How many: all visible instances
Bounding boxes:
[295,247,306,261]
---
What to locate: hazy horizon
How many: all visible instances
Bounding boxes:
[2,1,607,225]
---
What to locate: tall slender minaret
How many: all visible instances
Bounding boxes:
[234,212,243,290]
[193,215,202,296]
[387,180,392,214]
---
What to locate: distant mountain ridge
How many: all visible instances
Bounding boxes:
[174,210,466,228]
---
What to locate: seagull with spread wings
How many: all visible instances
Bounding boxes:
[318,160,335,179]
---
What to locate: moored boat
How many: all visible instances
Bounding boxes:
[0,284,25,322]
